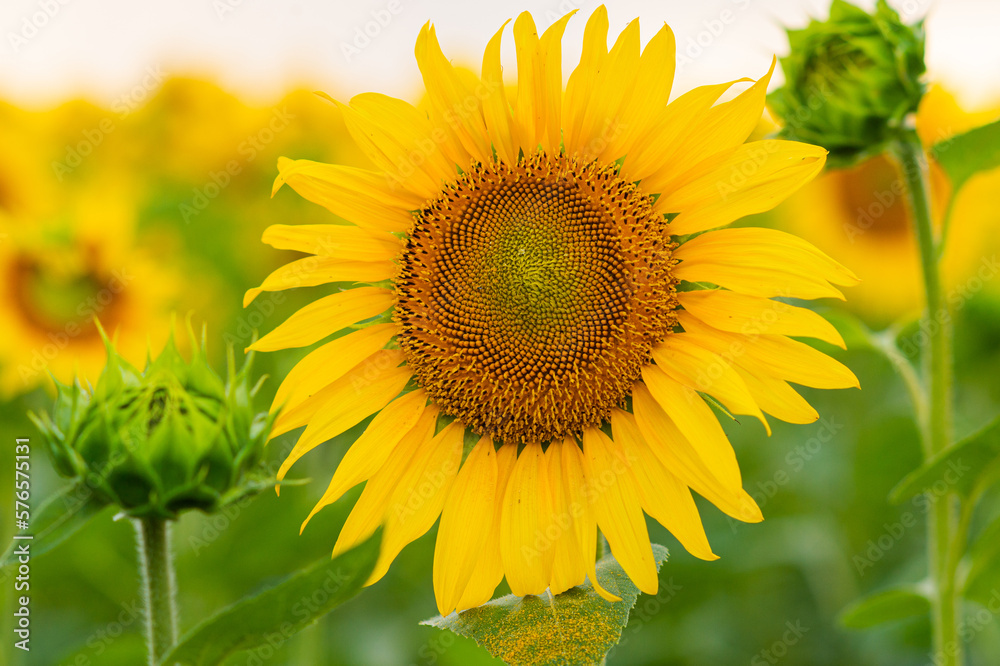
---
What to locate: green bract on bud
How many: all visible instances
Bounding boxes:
[768,0,926,167]
[30,323,276,519]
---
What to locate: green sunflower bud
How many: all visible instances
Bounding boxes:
[768,0,926,167]
[29,323,276,519]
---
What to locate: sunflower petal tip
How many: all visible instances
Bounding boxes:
[270,177,285,199]
[751,56,778,90]
[300,503,326,533]
[242,288,261,308]
[738,491,764,523]
[313,90,336,106]
[435,600,454,618]
[275,460,295,489]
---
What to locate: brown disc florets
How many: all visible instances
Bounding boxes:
[393,153,678,444]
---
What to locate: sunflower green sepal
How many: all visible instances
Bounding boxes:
[767,0,926,167]
[29,322,278,520]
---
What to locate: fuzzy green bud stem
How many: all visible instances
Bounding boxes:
[134,517,178,665]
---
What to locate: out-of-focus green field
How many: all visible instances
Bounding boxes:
[2,79,1000,666]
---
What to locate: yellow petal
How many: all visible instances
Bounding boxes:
[278,358,412,479]
[243,256,395,307]
[560,438,618,602]
[249,287,394,352]
[563,5,609,156]
[481,20,516,165]
[677,311,859,390]
[652,335,768,432]
[660,140,827,235]
[273,157,420,233]
[611,409,716,561]
[338,93,455,199]
[261,224,401,262]
[369,420,465,584]
[301,391,431,529]
[434,437,498,615]
[571,18,641,163]
[643,58,777,197]
[507,10,578,152]
[603,22,676,160]
[581,427,658,596]
[674,227,860,301]
[675,312,821,423]
[511,12,541,152]
[547,439,587,595]
[269,323,398,414]
[332,407,438,556]
[632,381,762,523]
[623,79,749,183]
[736,366,820,424]
[679,289,845,348]
[641,364,744,491]
[536,11,577,154]
[456,442,517,610]
[415,23,491,164]
[500,442,553,597]
[272,347,407,443]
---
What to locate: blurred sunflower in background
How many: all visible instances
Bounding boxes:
[255,6,860,616]
[0,97,186,397]
[0,76,362,399]
[773,85,1000,325]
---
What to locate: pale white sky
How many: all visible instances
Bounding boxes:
[1,0,999,109]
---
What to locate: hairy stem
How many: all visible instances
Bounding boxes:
[134,517,178,665]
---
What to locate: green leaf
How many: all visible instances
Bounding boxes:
[160,529,381,666]
[840,585,931,629]
[961,513,1000,607]
[890,416,1000,503]
[1,481,110,568]
[931,118,1000,193]
[423,544,669,666]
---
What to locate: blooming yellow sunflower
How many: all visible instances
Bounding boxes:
[251,7,859,615]
[774,85,1000,325]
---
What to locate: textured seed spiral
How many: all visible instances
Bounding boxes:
[394,154,679,444]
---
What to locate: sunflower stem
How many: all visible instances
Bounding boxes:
[134,517,178,665]
[894,132,959,666]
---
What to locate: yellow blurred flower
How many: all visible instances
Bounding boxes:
[0,107,185,397]
[773,85,1000,325]
[1,77,364,398]
[131,78,275,183]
